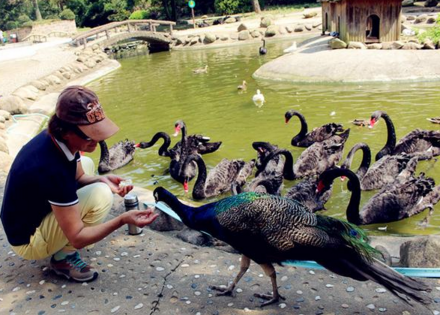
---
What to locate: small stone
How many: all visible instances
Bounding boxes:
[315,296,321,301]
[228,303,234,307]
[61,301,69,306]
[26,290,36,295]
[194,275,200,279]
[379,308,387,312]
[435,287,440,291]
[120,252,128,256]
[107,264,113,267]
[244,308,251,312]
[341,303,349,308]
[367,304,375,310]
[39,280,45,285]
[194,291,201,296]
[156,267,165,271]
[236,288,243,293]
[346,286,355,292]
[325,284,334,288]
[181,264,190,268]
[134,303,143,310]
[297,290,303,294]
[309,270,315,275]
[185,300,191,304]
[111,306,120,313]
[279,303,287,308]
[166,285,173,289]
[95,251,101,255]
[281,276,288,281]
[433,311,439,315]
[82,282,88,286]
[228,265,235,271]
[12,287,20,292]
[376,288,387,293]
[113,258,120,261]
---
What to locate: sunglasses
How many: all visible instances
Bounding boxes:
[73,126,93,141]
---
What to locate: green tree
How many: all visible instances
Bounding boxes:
[32,0,43,20]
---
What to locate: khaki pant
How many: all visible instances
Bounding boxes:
[11,156,113,260]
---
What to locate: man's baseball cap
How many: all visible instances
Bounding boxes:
[55,85,119,141]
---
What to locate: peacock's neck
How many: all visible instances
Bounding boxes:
[376,112,396,161]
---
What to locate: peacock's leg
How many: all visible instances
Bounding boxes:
[210,255,250,296]
[253,263,285,307]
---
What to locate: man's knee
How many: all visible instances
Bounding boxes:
[79,183,114,223]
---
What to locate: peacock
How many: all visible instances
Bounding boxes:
[153,187,432,307]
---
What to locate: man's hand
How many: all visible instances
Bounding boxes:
[101,175,133,197]
[123,208,159,227]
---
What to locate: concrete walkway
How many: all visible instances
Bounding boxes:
[254,35,440,83]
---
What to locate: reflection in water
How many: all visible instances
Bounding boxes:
[88,37,440,236]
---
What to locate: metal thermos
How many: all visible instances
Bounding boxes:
[124,194,142,235]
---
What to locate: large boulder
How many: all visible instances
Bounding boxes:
[237,23,247,32]
[330,38,347,49]
[0,110,11,120]
[303,11,318,19]
[0,95,28,114]
[0,151,12,172]
[265,25,278,37]
[204,33,216,44]
[238,30,250,41]
[414,14,428,23]
[402,42,423,49]
[348,41,367,49]
[260,16,272,28]
[400,236,440,267]
[402,0,415,6]
[12,85,39,101]
[424,0,438,7]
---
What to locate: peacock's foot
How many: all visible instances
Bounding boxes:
[254,292,286,307]
[209,285,234,297]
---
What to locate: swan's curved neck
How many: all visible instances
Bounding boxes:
[140,132,171,157]
[99,141,109,164]
[261,149,295,180]
[343,171,362,225]
[186,155,207,199]
[342,143,371,180]
[376,112,396,161]
[292,112,308,145]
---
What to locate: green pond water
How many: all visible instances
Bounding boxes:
[86,37,440,237]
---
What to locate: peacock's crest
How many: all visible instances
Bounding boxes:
[214,192,269,214]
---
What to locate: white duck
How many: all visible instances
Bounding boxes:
[252,89,265,107]
[237,80,247,91]
[193,65,208,74]
[283,41,297,54]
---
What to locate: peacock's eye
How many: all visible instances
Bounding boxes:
[350,230,358,237]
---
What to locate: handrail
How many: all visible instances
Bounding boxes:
[72,19,176,43]
[22,33,47,42]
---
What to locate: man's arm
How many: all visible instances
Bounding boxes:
[52,203,158,249]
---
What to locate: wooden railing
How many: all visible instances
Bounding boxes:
[22,33,47,43]
[71,19,176,48]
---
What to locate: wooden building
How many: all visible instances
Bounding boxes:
[319,0,402,43]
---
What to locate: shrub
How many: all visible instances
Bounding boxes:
[214,0,251,15]
[17,14,31,26]
[418,25,440,44]
[22,21,34,27]
[60,9,75,20]
[129,10,148,20]
[5,21,19,30]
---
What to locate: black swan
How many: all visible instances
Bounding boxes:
[285,110,345,147]
[370,110,440,161]
[231,175,283,195]
[98,139,136,174]
[259,39,267,55]
[173,120,222,156]
[182,154,255,200]
[154,187,432,307]
[341,142,418,191]
[260,129,350,180]
[318,162,440,225]
[252,141,284,178]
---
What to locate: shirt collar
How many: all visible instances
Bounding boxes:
[54,137,76,161]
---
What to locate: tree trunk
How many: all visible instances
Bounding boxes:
[171,0,177,21]
[252,0,261,14]
[33,0,43,20]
